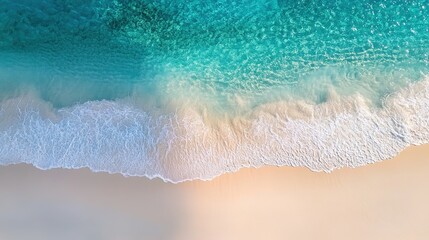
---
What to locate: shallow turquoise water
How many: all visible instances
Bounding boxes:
[1,0,428,109]
[1,0,429,181]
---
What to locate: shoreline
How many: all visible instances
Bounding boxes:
[0,144,428,239]
[1,77,428,181]
[3,142,427,184]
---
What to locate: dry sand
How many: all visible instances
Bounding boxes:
[0,144,428,240]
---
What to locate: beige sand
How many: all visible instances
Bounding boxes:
[0,144,428,240]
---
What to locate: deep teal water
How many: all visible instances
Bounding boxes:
[1,0,429,181]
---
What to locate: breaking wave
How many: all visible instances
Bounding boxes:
[1,78,428,183]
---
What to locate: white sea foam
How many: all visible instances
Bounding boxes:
[0,78,428,183]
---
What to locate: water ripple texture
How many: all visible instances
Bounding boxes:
[0,0,428,182]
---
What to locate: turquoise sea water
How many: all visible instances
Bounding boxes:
[1,0,429,182]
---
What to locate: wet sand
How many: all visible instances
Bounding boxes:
[0,144,428,240]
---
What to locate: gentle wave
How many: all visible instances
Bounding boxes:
[1,78,428,183]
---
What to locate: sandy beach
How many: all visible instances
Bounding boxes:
[0,144,428,240]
